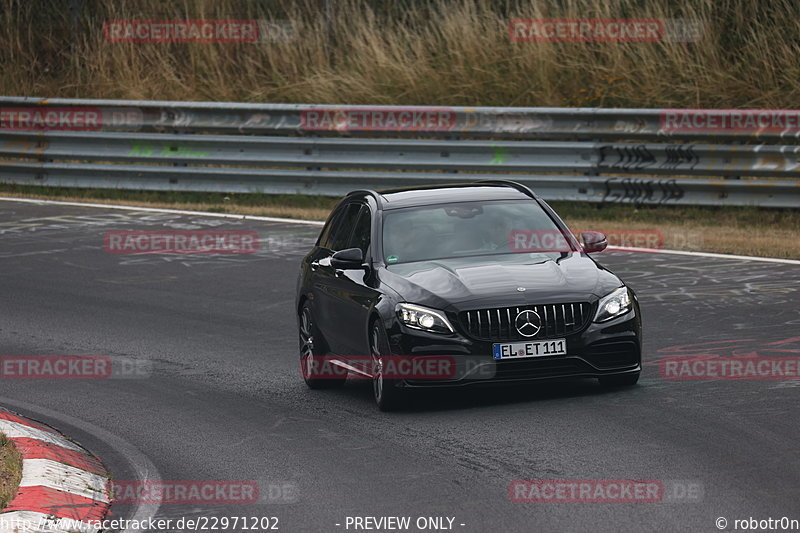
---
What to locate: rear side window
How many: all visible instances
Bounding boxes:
[327,203,362,251]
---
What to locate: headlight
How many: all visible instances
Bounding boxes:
[396,303,454,334]
[594,286,632,322]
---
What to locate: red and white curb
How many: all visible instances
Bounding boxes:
[0,410,110,532]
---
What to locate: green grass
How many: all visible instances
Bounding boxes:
[0,433,22,509]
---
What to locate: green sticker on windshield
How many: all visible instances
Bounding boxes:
[387,255,399,263]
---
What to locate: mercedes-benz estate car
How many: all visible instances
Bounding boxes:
[295,181,642,410]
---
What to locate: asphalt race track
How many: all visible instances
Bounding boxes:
[0,198,798,533]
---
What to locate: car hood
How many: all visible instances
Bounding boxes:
[381,253,621,310]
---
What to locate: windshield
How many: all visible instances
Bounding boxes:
[381,200,574,264]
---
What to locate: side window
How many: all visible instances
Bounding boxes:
[328,203,362,251]
[317,203,346,249]
[348,206,372,256]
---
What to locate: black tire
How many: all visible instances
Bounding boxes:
[299,303,347,389]
[370,320,405,411]
[599,371,640,387]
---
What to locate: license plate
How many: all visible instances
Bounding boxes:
[493,339,567,360]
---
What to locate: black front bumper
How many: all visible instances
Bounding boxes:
[385,309,642,389]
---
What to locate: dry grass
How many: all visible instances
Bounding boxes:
[0,433,22,509]
[1,0,799,107]
[0,190,333,221]
[565,218,800,259]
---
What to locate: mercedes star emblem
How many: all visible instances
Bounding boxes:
[514,309,542,338]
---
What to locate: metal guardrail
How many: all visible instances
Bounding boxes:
[0,97,798,207]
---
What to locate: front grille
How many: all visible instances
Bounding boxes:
[459,302,592,341]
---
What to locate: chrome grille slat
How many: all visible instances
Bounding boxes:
[459,302,592,341]
[543,305,549,337]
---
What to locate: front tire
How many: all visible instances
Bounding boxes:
[370,321,405,411]
[599,371,640,387]
[299,303,347,389]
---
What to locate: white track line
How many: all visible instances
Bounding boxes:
[0,196,325,226]
[607,245,800,265]
[1,196,797,264]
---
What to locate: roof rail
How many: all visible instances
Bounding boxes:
[476,179,537,199]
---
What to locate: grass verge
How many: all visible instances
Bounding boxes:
[1,184,798,259]
[2,0,800,108]
[0,433,22,509]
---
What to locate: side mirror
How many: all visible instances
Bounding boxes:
[581,231,608,253]
[330,247,365,269]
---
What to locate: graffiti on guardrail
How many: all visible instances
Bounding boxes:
[129,143,210,158]
[148,109,297,133]
[236,113,294,133]
[662,145,699,169]
[602,177,684,204]
[460,112,555,134]
[599,144,655,170]
[154,109,195,129]
[613,119,650,135]
[598,143,699,171]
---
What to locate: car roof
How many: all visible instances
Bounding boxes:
[348,181,536,210]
